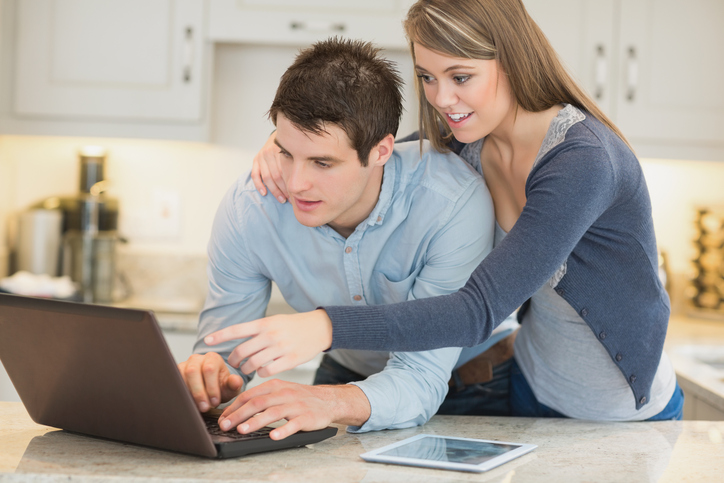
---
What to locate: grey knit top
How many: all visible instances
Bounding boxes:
[324,105,670,410]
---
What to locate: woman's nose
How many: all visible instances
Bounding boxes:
[434,82,458,109]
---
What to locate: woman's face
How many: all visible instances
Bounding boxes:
[413,43,514,143]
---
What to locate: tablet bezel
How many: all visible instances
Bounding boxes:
[359,434,537,473]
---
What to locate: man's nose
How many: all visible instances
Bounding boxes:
[286,161,312,193]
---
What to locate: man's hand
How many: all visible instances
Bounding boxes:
[177,352,243,412]
[251,131,288,203]
[217,380,370,440]
[204,309,333,377]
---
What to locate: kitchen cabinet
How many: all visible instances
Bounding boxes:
[7,0,210,140]
[525,0,724,160]
[208,0,415,49]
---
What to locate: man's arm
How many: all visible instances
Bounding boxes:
[180,182,272,412]
[215,162,496,436]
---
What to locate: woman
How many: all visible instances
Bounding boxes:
[210,0,683,421]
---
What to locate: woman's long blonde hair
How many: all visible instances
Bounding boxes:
[404,0,632,152]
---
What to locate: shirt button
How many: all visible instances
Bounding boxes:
[377,216,382,222]
[630,375,637,383]
[580,308,588,317]
[599,331,606,340]
[345,247,352,254]
[353,295,362,301]
[615,353,622,361]
[639,396,647,404]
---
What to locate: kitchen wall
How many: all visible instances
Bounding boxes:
[0,42,417,272]
[1,42,723,307]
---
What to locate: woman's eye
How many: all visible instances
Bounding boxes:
[416,74,434,84]
[453,75,471,84]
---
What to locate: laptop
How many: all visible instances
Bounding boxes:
[0,293,337,458]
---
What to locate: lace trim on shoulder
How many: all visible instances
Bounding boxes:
[533,105,586,167]
[459,139,484,177]
[549,261,567,288]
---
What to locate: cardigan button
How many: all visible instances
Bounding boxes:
[616,353,622,361]
[555,288,565,296]
[580,308,588,317]
[639,396,647,404]
[599,331,606,340]
[630,375,637,383]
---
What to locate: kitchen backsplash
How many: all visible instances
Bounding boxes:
[114,250,209,312]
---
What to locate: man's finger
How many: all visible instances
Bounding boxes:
[202,359,223,407]
[183,358,211,412]
[269,417,305,440]
[220,373,244,401]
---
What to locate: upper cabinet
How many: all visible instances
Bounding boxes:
[525,0,724,160]
[208,0,413,49]
[15,0,207,122]
[615,0,724,148]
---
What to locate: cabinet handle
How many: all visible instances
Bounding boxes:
[183,27,194,83]
[594,44,607,101]
[289,21,346,33]
[625,46,638,102]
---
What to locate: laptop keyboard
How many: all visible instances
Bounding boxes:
[205,418,274,440]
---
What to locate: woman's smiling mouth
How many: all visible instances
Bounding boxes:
[446,112,472,125]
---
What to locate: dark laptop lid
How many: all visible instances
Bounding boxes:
[0,294,217,457]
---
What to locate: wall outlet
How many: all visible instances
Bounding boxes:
[120,189,182,241]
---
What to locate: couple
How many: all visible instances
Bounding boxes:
[179,0,683,441]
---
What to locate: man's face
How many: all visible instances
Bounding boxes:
[274,114,385,237]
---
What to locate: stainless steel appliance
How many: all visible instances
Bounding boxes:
[14,146,120,303]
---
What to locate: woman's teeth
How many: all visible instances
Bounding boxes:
[448,113,471,122]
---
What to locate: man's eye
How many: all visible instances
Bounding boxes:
[316,161,331,168]
[279,150,292,158]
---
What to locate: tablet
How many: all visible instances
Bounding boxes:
[360,434,537,473]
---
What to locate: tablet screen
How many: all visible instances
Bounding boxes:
[378,436,520,465]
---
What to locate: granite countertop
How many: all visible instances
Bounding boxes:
[1,402,723,482]
[666,314,724,413]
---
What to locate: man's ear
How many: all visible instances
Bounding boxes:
[369,134,395,168]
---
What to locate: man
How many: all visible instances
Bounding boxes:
[179,38,514,440]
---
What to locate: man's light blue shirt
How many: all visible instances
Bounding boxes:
[194,140,497,432]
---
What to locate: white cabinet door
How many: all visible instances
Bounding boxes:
[208,0,409,49]
[524,0,617,116]
[14,0,206,122]
[615,0,724,146]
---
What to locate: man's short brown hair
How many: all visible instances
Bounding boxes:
[269,37,403,166]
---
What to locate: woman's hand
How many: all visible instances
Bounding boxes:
[204,309,333,377]
[251,131,288,203]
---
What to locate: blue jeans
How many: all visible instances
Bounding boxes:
[313,354,512,416]
[510,357,685,420]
